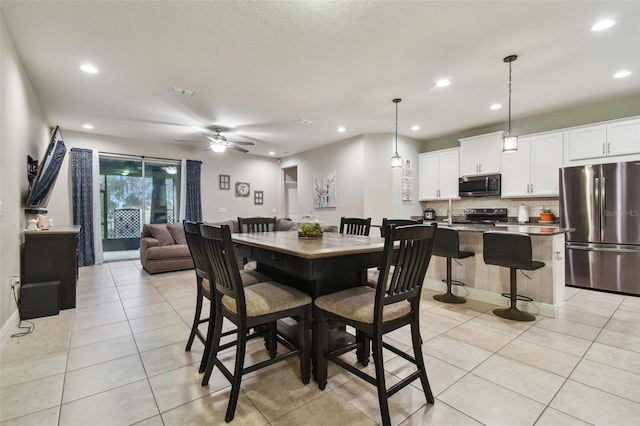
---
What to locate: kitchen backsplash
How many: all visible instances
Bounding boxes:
[421,197,560,220]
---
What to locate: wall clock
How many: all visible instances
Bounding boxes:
[235,182,250,197]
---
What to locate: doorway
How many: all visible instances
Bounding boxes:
[283,166,298,221]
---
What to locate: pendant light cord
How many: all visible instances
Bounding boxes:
[395,101,399,152]
[508,59,513,133]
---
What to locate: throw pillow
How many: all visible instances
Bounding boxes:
[167,223,187,245]
[148,224,175,246]
[275,218,295,231]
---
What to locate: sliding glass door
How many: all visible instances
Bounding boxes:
[99,155,181,253]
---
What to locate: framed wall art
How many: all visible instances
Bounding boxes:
[235,181,250,197]
[313,170,336,208]
[219,174,230,190]
[254,190,264,205]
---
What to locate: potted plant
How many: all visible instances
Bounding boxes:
[540,207,554,222]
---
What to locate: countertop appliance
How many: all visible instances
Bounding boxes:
[517,204,529,223]
[452,208,507,225]
[459,174,501,197]
[560,161,640,295]
[424,208,436,220]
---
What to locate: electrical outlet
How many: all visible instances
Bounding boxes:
[10,275,20,289]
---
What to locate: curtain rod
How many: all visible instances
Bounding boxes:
[98,151,181,163]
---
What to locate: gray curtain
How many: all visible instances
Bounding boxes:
[185,160,202,221]
[71,148,95,266]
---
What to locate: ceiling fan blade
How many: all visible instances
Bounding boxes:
[228,141,254,146]
[175,139,202,143]
[230,146,249,153]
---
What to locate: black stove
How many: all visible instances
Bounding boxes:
[453,208,507,225]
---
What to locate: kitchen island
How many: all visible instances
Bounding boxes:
[425,223,572,318]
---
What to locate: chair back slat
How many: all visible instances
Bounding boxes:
[376,224,437,308]
[238,216,276,233]
[200,224,246,306]
[380,218,423,237]
[183,220,209,280]
[339,217,372,236]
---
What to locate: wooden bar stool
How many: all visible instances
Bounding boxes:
[483,231,545,322]
[432,227,474,304]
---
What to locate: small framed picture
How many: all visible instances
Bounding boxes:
[254,190,264,205]
[235,182,250,197]
[219,174,230,190]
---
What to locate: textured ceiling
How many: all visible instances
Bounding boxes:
[2,1,639,157]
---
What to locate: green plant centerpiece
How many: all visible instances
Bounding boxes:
[298,213,323,239]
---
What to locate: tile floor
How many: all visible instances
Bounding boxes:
[1,260,639,425]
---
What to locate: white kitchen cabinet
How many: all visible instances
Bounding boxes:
[418,148,459,201]
[459,131,502,176]
[501,131,563,197]
[567,117,640,162]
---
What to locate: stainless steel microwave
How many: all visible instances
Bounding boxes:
[459,174,501,197]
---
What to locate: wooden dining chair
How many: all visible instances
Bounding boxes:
[314,223,438,426]
[199,223,312,423]
[182,221,271,373]
[237,216,277,267]
[379,217,423,237]
[339,217,372,236]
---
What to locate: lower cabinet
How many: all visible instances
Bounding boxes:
[418,148,459,200]
[501,131,564,197]
[22,226,80,310]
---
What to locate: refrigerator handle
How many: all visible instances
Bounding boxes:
[595,177,601,238]
[601,176,606,240]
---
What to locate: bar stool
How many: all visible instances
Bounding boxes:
[432,227,474,304]
[483,231,545,322]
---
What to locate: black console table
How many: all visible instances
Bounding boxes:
[22,226,80,310]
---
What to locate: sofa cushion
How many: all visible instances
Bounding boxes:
[275,218,295,231]
[148,224,175,245]
[167,223,187,245]
[146,244,191,260]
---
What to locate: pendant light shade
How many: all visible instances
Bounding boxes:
[502,54,518,152]
[391,98,402,168]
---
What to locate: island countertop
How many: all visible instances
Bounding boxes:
[427,222,573,235]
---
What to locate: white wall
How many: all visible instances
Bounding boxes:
[0,13,50,333]
[48,131,282,227]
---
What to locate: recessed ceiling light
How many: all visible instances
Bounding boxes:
[490,103,503,110]
[411,125,420,131]
[80,63,98,74]
[268,151,276,155]
[82,123,94,129]
[591,19,615,32]
[436,79,451,87]
[613,70,631,79]
[298,118,313,125]
[337,127,346,133]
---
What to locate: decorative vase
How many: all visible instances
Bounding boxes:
[298,214,323,239]
[540,212,554,222]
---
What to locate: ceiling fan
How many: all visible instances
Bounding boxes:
[177,128,255,153]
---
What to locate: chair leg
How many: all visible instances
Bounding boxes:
[265,322,277,358]
[198,296,215,373]
[186,283,204,351]
[299,307,311,385]
[201,305,223,386]
[315,315,328,390]
[411,320,434,403]
[372,332,391,426]
[356,330,370,367]
[433,258,466,304]
[225,326,247,423]
[493,268,535,322]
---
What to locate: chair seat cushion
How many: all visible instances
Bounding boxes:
[202,270,270,292]
[222,282,311,317]
[315,286,410,324]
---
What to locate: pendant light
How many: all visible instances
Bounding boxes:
[502,54,518,152]
[391,98,402,168]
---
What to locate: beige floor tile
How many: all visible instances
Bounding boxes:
[148,363,223,412]
[69,320,131,348]
[76,286,120,302]
[400,400,482,426]
[0,350,67,388]
[562,298,619,318]
[59,379,158,426]
[499,339,581,377]
[161,387,268,425]
[0,406,60,426]
[534,407,592,426]
[133,323,191,352]
[550,379,640,425]
[466,312,535,338]
[139,340,204,377]
[555,305,611,328]
[428,304,483,322]
[129,310,185,334]
[121,294,167,309]
[419,311,463,334]
[584,342,640,374]
[472,354,565,404]
[1,317,73,362]
[72,308,127,331]
[421,335,492,371]
[271,388,377,426]
[518,326,591,357]
[125,301,175,320]
[117,283,161,300]
[596,328,640,353]
[66,335,138,371]
[618,296,640,313]
[62,354,146,403]
[131,415,164,426]
[386,352,466,397]
[445,322,514,352]
[606,313,640,337]
[74,300,123,318]
[0,374,64,422]
[534,316,602,341]
[439,374,545,425]
[570,358,640,403]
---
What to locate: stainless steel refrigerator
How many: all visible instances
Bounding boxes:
[560,161,640,295]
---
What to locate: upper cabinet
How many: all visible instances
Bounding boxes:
[501,131,564,197]
[418,148,459,201]
[566,117,640,163]
[459,131,502,176]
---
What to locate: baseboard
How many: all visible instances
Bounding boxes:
[0,308,20,348]
[424,278,560,318]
